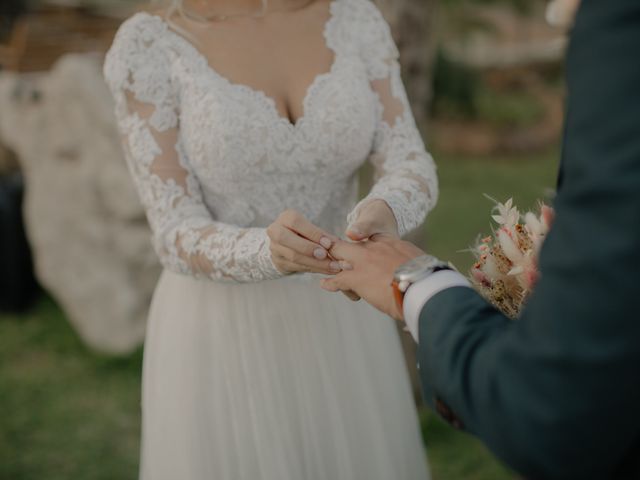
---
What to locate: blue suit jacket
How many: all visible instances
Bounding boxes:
[417,1,640,478]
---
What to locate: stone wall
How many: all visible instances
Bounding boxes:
[0,54,160,354]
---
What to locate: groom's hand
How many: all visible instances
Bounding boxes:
[321,235,425,321]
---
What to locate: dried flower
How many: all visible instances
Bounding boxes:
[469,198,554,319]
[491,198,520,228]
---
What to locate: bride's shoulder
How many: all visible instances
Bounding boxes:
[334,0,385,21]
[111,9,169,47]
[332,0,391,39]
[106,9,172,67]
[104,10,173,89]
[330,0,397,76]
[332,0,394,45]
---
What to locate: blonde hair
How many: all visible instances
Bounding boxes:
[148,0,268,43]
[152,0,269,23]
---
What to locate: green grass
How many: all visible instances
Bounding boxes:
[0,297,142,480]
[426,148,558,270]
[474,88,546,128]
[0,150,559,480]
[422,412,515,480]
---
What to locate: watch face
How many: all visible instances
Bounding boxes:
[395,255,443,283]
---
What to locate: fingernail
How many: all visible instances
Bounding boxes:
[347,228,365,240]
[320,237,333,249]
[341,262,353,271]
[329,261,341,271]
[313,248,327,260]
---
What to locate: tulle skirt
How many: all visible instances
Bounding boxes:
[139,269,430,480]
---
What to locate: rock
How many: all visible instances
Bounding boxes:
[0,53,161,354]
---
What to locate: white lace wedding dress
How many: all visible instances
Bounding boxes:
[104,0,437,478]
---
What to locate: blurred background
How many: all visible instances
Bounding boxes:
[0,0,573,478]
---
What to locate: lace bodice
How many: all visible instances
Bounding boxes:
[103,0,438,283]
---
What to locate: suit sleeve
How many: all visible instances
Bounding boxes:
[417,1,640,478]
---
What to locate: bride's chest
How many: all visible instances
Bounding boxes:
[174,56,378,180]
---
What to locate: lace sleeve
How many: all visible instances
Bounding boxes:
[103,17,282,283]
[346,0,439,237]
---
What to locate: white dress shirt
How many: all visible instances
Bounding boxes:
[403,270,472,343]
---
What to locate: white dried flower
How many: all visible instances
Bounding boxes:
[470,199,554,318]
[491,198,520,228]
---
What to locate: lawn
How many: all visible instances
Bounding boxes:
[0,150,558,480]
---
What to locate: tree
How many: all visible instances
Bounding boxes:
[372,0,440,402]
[374,0,440,126]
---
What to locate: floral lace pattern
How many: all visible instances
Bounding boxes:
[103,0,438,283]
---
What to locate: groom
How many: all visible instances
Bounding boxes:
[321,1,640,479]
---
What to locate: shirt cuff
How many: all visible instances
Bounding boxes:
[403,270,472,343]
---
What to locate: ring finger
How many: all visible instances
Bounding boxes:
[273,247,342,275]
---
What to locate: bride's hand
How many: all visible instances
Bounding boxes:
[268,210,342,275]
[346,200,398,242]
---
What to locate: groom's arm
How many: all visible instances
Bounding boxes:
[414,1,640,478]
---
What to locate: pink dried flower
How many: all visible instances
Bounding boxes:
[472,268,492,288]
[541,205,555,230]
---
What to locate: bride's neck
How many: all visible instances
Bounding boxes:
[183,0,315,17]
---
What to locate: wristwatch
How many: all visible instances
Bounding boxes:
[391,255,453,314]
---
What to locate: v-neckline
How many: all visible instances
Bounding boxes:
[141,0,340,130]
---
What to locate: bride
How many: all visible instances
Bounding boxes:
[103,0,438,478]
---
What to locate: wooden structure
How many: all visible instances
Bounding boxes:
[0,5,127,73]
